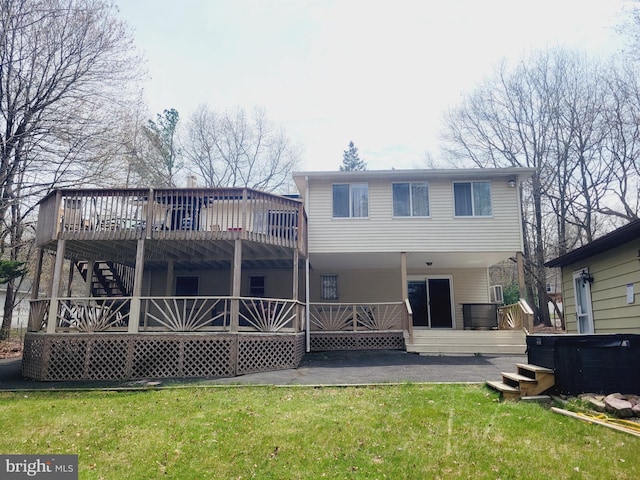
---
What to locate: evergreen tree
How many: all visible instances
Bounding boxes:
[340,141,367,171]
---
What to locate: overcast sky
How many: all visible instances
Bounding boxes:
[115,0,628,172]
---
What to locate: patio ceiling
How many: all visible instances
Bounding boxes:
[308,251,517,272]
[46,238,304,271]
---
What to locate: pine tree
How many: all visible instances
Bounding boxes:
[340,141,367,171]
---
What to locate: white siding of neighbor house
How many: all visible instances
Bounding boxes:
[306,176,522,253]
[310,267,490,330]
[561,241,640,334]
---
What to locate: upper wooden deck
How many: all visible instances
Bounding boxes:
[36,187,307,255]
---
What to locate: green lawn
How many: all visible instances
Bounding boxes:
[0,384,638,479]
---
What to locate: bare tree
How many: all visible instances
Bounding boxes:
[0,0,142,339]
[442,49,617,326]
[184,105,302,193]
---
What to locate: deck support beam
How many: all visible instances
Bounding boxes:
[128,239,145,333]
[230,238,242,332]
[47,240,66,333]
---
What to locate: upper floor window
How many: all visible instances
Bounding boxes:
[333,183,368,218]
[393,182,429,217]
[454,181,492,216]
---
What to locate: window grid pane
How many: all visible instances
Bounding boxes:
[393,183,410,216]
[411,182,429,216]
[473,181,492,216]
[321,275,338,300]
[332,184,349,217]
[454,183,473,216]
[350,184,368,217]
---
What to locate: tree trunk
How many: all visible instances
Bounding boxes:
[0,280,15,340]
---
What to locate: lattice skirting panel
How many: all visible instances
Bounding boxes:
[21,332,305,381]
[310,331,405,352]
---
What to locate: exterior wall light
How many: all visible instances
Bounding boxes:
[508,178,517,188]
[580,270,594,285]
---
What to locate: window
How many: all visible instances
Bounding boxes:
[175,276,199,296]
[393,182,429,217]
[333,183,368,218]
[250,276,265,297]
[321,275,338,300]
[454,181,492,216]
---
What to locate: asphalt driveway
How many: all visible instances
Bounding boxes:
[0,350,527,391]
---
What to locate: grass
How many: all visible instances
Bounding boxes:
[1,384,639,479]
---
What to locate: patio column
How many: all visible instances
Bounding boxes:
[230,238,242,332]
[128,239,145,333]
[165,260,174,296]
[292,249,299,332]
[47,239,66,333]
[84,260,95,298]
[31,248,44,301]
[517,252,526,300]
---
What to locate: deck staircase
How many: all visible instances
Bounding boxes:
[76,261,134,297]
[405,329,527,355]
[486,363,555,401]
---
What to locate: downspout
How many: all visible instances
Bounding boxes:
[304,176,311,353]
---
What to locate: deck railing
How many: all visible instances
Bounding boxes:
[30,296,305,334]
[308,302,405,332]
[36,188,307,252]
[497,299,534,333]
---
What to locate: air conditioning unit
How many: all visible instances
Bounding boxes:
[490,285,504,304]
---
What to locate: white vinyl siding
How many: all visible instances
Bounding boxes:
[307,176,521,253]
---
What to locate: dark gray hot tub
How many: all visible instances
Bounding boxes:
[527,334,640,396]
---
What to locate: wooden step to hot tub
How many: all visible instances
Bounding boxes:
[486,363,555,401]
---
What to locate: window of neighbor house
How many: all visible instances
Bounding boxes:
[393,182,430,217]
[333,183,368,218]
[250,276,265,297]
[453,181,492,216]
[321,275,338,300]
[175,276,199,296]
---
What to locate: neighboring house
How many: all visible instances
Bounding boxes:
[22,167,534,381]
[0,285,30,329]
[545,220,640,335]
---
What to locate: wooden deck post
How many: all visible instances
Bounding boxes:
[230,238,242,332]
[83,260,95,299]
[292,249,299,332]
[128,239,145,333]
[165,260,174,296]
[400,252,410,337]
[517,251,526,300]
[47,240,66,333]
[31,248,44,301]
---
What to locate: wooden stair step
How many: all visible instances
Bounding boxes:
[501,371,538,384]
[486,380,521,400]
[515,363,554,374]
